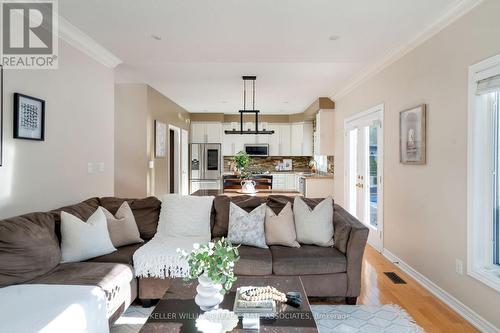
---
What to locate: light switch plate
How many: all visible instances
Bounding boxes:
[87,162,93,174]
[98,162,105,173]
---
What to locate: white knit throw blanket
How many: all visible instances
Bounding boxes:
[133,235,209,278]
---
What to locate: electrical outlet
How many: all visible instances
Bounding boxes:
[87,162,93,174]
[455,259,464,275]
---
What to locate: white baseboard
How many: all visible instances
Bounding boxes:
[381,248,499,333]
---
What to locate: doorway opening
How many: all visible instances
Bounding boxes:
[344,104,384,251]
[168,125,181,194]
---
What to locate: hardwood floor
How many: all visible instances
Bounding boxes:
[358,245,478,333]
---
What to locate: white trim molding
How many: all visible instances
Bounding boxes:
[331,0,483,100]
[467,53,500,293]
[382,249,500,333]
[58,16,122,68]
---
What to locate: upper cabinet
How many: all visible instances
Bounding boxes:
[267,124,291,156]
[190,122,222,143]
[291,122,313,156]
[196,120,315,157]
[314,110,334,156]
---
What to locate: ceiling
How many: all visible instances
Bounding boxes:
[59,0,461,114]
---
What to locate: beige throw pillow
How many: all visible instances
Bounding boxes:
[265,202,300,247]
[293,196,334,247]
[101,202,143,247]
[60,208,116,263]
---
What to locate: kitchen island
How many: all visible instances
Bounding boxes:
[191,189,301,197]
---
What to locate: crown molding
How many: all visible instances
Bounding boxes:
[331,0,484,101]
[58,15,122,68]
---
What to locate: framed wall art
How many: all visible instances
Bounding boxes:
[13,93,45,141]
[155,120,167,158]
[400,104,426,165]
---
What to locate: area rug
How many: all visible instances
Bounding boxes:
[111,304,425,333]
[311,304,425,333]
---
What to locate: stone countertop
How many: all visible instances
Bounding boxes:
[300,173,334,179]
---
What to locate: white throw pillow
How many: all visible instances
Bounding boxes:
[60,208,117,263]
[228,202,268,249]
[101,201,143,247]
[265,202,300,248]
[157,194,214,240]
[293,196,334,247]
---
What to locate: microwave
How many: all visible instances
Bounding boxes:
[244,144,269,157]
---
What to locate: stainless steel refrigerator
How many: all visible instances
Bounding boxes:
[189,143,222,193]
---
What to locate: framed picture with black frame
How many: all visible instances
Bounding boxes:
[13,93,45,141]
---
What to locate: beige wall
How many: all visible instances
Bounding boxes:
[114,84,148,197]
[332,0,500,328]
[114,84,190,197]
[146,86,190,196]
[0,41,115,219]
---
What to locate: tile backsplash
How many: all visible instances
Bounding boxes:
[223,156,334,174]
[223,156,312,173]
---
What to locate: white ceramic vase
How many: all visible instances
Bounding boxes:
[195,274,224,312]
[241,179,256,193]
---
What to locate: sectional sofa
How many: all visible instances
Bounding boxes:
[0,195,368,327]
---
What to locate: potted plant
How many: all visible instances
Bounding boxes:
[179,238,240,311]
[232,151,251,176]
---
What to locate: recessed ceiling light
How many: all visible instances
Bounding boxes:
[283,101,289,104]
[329,35,340,41]
[151,34,162,41]
[221,101,228,104]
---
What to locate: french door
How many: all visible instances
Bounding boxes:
[345,105,384,251]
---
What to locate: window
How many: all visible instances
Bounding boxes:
[468,53,500,291]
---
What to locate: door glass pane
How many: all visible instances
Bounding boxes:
[368,124,379,228]
[348,129,358,215]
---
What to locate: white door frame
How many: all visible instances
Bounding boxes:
[168,125,182,194]
[181,129,189,195]
[344,104,384,251]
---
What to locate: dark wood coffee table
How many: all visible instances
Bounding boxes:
[139,276,318,333]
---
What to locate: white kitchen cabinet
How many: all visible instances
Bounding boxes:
[314,110,334,155]
[290,122,313,156]
[280,125,291,156]
[268,124,281,156]
[267,124,291,156]
[205,122,222,143]
[190,122,222,143]
[222,123,250,156]
[285,174,295,190]
[271,173,295,190]
[303,177,334,197]
[222,123,234,156]
[190,122,206,143]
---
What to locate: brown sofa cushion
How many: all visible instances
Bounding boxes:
[332,205,353,254]
[51,197,100,241]
[212,195,266,238]
[266,195,324,214]
[234,245,273,276]
[100,197,161,240]
[270,245,346,275]
[0,212,61,287]
[30,262,136,319]
[87,243,144,265]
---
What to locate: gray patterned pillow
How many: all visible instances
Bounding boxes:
[227,202,268,249]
